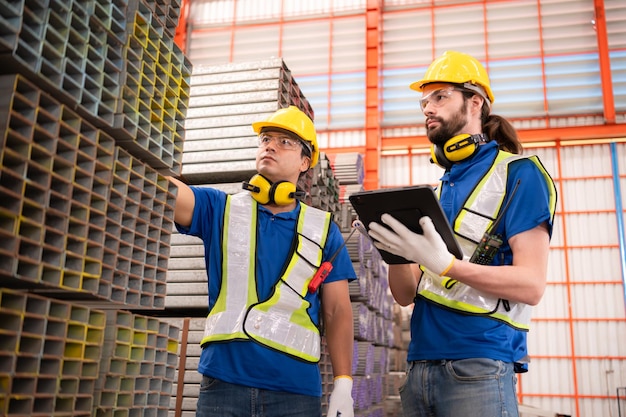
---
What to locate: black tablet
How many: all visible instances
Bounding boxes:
[349,185,464,264]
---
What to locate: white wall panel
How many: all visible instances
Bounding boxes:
[606,0,626,47]
[546,253,566,289]
[379,154,410,186]
[432,5,485,57]
[611,51,626,110]
[522,357,575,395]
[489,57,547,118]
[522,397,576,417]
[545,54,604,115]
[539,0,597,54]
[571,284,626,320]
[575,321,626,357]
[534,285,569,318]
[380,9,431,126]
[567,247,621,284]
[234,0,282,22]
[528,321,571,355]
[579,398,619,417]
[232,25,281,62]
[189,0,235,25]
[318,130,365,149]
[560,144,613,176]
[566,214,617,247]
[575,358,625,404]
[331,17,366,72]
[330,73,366,125]
[381,9,432,67]
[486,2,541,59]
[282,0,366,18]
[561,178,616,211]
[282,21,331,74]
[188,31,232,66]
[410,153,441,185]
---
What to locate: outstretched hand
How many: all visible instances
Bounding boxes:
[368,214,455,275]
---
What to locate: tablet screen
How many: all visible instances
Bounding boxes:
[349,185,463,264]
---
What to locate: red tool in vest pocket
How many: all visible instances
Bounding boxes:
[308,221,361,293]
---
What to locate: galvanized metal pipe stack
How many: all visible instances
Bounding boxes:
[0,1,190,416]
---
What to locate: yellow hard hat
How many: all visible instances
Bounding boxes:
[252,106,319,168]
[410,51,495,103]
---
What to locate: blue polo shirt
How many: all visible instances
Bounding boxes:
[408,141,555,370]
[176,186,356,396]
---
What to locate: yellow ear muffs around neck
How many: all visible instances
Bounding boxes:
[430,133,487,169]
[242,174,304,205]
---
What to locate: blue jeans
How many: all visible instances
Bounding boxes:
[196,376,322,417]
[399,359,519,417]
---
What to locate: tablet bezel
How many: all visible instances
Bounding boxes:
[349,185,464,264]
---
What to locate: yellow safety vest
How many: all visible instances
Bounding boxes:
[418,151,557,330]
[201,192,331,362]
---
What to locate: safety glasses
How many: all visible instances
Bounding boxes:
[419,86,464,112]
[258,133,303,151]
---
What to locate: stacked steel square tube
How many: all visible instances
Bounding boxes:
[0,288,106,416]
[0,1,190,416]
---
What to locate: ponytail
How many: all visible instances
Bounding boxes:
[481,106,523,154]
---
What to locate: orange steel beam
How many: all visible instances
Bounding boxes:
[535,0,550,127]
[363,0,382,190]
[174,0,190,52]
[594,0,616,123]
[381,124,626,150]
[554,142,581,417]
[327,4,334,129]
[229,0,237,61]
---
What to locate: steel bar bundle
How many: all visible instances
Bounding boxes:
[353,341,375,376]
[373,346,389,375]
[352,302,374,342]
[349,265,372,302]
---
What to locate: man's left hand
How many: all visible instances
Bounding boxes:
[327,376,353,417]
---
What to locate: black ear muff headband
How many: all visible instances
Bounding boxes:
[242,174,305,205]
[430,133,487,169]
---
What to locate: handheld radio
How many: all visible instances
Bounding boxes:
[469,179,521,265]
[308,221,361,293]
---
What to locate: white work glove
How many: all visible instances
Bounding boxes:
[327,376,354,417]
[368,214,455,275]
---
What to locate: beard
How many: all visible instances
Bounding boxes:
[426,101,469,146]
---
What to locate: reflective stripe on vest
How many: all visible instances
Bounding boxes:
[202,193,331,362]
[419,152,557,331]
[202,192,257,343]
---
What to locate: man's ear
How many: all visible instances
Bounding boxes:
[301,156,311,172]
[470,94,485,115]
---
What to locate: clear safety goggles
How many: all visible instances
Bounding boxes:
[258,133,303,151]
[419,86,464,112]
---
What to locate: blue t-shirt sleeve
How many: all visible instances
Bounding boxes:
[174,186,227,239]
[501,159,555,239]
